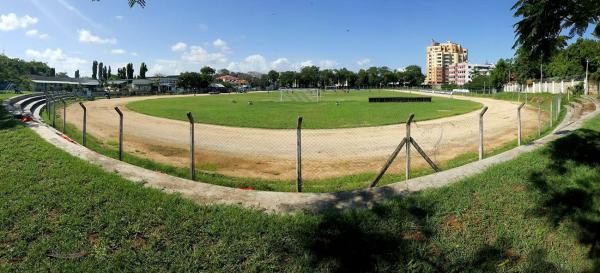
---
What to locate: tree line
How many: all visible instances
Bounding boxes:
[175,65,425,91]
[90,61,148,81]
[456,37,600,92]
[0,54,54,88]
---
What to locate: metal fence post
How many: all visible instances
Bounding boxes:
[187,112,196,181]
[405,113,415,180]
[61,99,67,133]
[296,116,303,192]
[51,96,57,128]
[549,98,554,128]
[479,106,489,161]
[79,102,87,146]
[45,94,51,118]
[556,96,561,119]
[517,103,525,146]
[537,103,541,137]
[114,107,124,161]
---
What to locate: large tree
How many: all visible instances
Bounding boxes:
[546,38,600,79]
[278,71,297,87]
[489,59,512,89]
[267,70,279,85]
[400,65,425,86]
[92,61,98,79]
[102,66,108,81]
[126,63,134,79]
[74,70,80,79]
[299,66,319,87]
[98,62,104,80]
[512,0,600,60]
[139,62,148,79]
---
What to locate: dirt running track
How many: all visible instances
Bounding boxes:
[66,92,542,180]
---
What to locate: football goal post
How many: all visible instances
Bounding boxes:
[279,88,321,102]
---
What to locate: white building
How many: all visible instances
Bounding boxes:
[447,62,495,86]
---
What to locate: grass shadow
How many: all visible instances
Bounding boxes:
[0,103,18,130]
[295,194,562,272]
[529,128,600,272]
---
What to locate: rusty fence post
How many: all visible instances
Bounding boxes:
[479,106,489,161]
[517,103,525,146]
[296,116,303,192]
[45,94,51,118]
[557,96,561,120]
[60,98,67,133]
[187,112,196,181]
[548,98,555,128]
[50,95,57,128]
[405,113,415,180]
[537,103,541,137]
[114,107,124,161]
[79,102,87,146]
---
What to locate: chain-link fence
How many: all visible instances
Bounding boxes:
[47,90,565,192]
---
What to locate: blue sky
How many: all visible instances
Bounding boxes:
[1,0,520,77]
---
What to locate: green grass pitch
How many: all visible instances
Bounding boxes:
[126,90,482,129]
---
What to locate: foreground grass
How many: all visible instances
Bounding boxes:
[127,90,481,129]
[2,100,599,271]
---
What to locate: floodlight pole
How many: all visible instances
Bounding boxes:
[585,59,589,95]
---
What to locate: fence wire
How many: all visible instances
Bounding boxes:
[46,90,561,191]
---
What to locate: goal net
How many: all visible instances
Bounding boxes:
[279,88,321,102]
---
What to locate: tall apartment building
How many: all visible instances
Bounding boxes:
[447,62,495,86]
[424,41,468,85]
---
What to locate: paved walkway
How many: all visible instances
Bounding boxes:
[16,95,600,213]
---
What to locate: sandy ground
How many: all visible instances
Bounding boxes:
[65,93,543,180]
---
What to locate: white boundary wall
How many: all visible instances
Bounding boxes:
[503,79,583,94]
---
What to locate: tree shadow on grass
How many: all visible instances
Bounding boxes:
[295,195,561,272]
[299,198,440,272]
[0,105,18,130]
[529,129,600,272]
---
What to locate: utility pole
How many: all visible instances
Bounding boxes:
[540,53,544,93]
[585,58,589,95]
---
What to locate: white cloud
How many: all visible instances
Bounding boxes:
[0,13,38,31]
[131,52,139,56]
[25,48,87,76]
[149,59,189,76]
[319,60,338,69]
[227,54,268,72]
[270,58,290,71]
[182,45,227,66]
[25,29,49,39]
[115,15,124,20]
[213,38,230,53]
[111,49,126,55]
[357,58,371,67]
[171,42,187,52]
[298,60,314,68]
[78,29,117,44]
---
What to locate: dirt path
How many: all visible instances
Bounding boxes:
[66,93,542,180]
